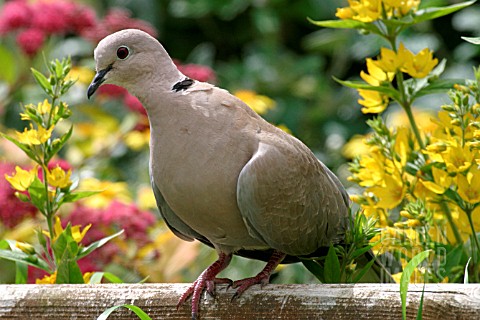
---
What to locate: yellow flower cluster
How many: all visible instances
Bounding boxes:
[15,124,54,146]
[234,90,276,115]
[336,0,421,22]
[350,101,480,249]
[359,43,438,114]
[4,166,37,192]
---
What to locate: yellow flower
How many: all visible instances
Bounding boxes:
[342,134,371,158]
[335,7,354,19]
[36,271,57,284]
[37,99,52,115]
[36,270,93,284]
[374,46,403,73]
[361,58,395,86]
[124,129,150,151]
[5,166,37,192]
[234,90,276,115]
[78,177,131,208]
[51,216,91,243]
[67,66,95,85]
[442,145,472,174]
[15,124,54,146]
[349,0,382,22]
[393,127,410,167]
[421,166,452,195]
[400,47,438,79]
[457,166,480,204]
[383,0,420,15]
[368,173,406,209]
[358,89,389,114]
[47,165,72,189]
[15,241,35,254]
[355,153,386,187]
[137,186,157,211]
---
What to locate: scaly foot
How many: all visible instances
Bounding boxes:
[177,252,232,320]
[231,250,286,300]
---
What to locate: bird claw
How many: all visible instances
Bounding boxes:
[176,253,233,319]
[230,274,270,301]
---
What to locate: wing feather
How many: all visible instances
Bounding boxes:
[236,132,349,256]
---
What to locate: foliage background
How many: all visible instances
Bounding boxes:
[0,0,479,284]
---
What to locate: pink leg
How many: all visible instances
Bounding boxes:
[231,250,286,300]
[177,252,232,320]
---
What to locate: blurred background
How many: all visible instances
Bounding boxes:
[0,0,479,284]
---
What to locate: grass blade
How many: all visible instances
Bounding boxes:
[400,250,431,320]
[96,304,152,320]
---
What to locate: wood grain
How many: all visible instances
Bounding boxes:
[1,283,479,319]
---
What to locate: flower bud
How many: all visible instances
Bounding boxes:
[15,242,35,255]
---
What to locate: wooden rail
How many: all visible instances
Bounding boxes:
[1,283,479,319]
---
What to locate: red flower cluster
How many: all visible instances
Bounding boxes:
[0,0,96,56]
[176,62,217,83]
[80,8,157,44]
[0,162,37,228]
[0,1,157,57]
[66,200,156,270]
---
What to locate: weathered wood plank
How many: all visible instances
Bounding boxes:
[0,284,479,319]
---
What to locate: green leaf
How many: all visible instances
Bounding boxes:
[416,283,426,320]
[301,259,324,283]
[6,241,29,284]
[462,36,480,45]
[308,18,371,30]
[400,250,431,320]
[0,45,17,84]
[414,1,477,24]
[31,68,53,95]
[53,224,84,284]
[28,177,47,214]
[443,244,464,279]
[352,256,376,284]
[464,257,471,284]
[0,240,8,249]
[0,133,37,162]
[412,79,464,98]
[61,190,100,204]
[414,79,465,98]
[97,304,152,320]
[46,126,73,162]
[89,272,124,284]
[77,229,124,260]
[351,244,375,260]
[0,249,51,272]
[324,245,341,283]
[333,77,401,100]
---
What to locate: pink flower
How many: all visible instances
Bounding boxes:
[48,159,72,171]
[97,84,127,98]
[176,62,216,83]
[31,1,71,34]
[81,8,157,43]
[0,0,31,34]
[16,28,45,56]
[0,162,37,228]
[65,201,156,269]
[123,93,146,116]
[68,4,97,34]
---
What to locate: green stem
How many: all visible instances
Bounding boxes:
[396,71,425,149]
[441,201,463,246]
[465,208,480,282]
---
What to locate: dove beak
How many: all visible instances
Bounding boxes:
[87,65,112,99]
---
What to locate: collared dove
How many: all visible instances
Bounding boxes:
[88,29,390,320]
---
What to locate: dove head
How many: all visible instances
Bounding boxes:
[87,29,182,99]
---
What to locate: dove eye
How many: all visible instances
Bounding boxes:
[116,46,130,60]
